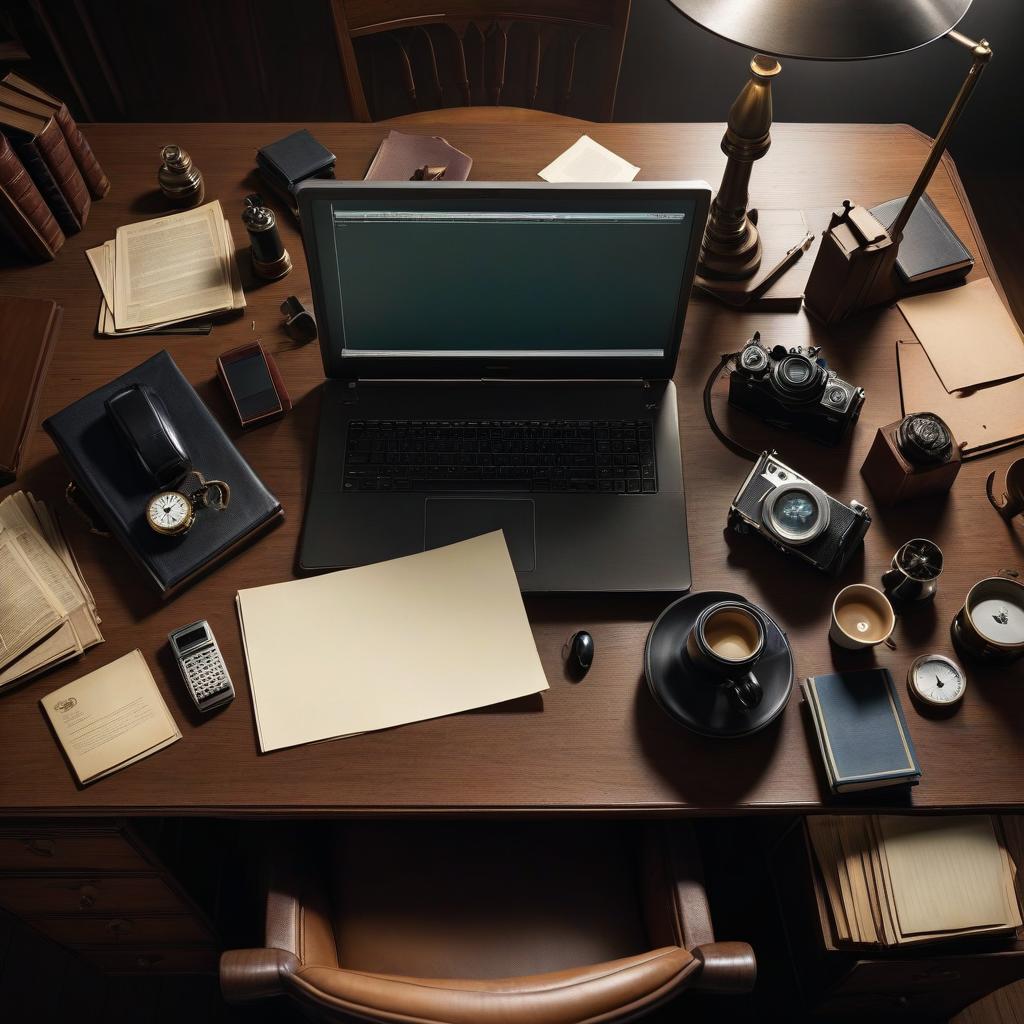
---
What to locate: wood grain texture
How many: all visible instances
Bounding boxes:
[0,110,1022,817]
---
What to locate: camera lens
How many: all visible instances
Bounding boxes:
[764,481,831,546]
[897,412,954,465]
[771,354,824,401]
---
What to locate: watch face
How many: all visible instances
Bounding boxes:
[147,491,193,535]
[909,655,966,706]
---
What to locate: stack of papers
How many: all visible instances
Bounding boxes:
[41,649,180,785]
[236,531,549,753]
[86,200,244,337]
[0,490,102,690]
[808,814,1022,949]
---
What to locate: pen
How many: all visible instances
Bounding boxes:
[746,230,815,303]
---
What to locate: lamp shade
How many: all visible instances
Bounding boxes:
[664,0,973,61]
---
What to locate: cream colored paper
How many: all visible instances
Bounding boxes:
[113,200,234,330]
[0,526,64,671]
[538,135,640,183]
[236,531,549,753]
[41,649,181,785]
[95,219,243,336]
[899,277,1024,392]
[880,814,1010,935]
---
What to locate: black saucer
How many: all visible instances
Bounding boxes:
[645,591,794,739]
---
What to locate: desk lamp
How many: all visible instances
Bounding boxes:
[664,0,990,320]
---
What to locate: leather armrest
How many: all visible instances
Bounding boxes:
[220,948,299,1003]
[692,942,757,994]
[641,822,715,951]
[286,947,699,1024]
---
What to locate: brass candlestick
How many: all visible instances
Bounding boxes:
[698,55,780,281]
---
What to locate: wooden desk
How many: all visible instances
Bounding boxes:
[1,111,1021,817]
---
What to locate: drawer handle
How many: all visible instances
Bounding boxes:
[78,884,99,910]
[107,918,133,936]
[23,838,56,858]
[136,954,163,969]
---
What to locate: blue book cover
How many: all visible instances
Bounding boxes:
[806,669,921,791]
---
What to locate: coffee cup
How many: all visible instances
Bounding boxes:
[830,584,895,650]
[684,601,765,710]
[952,573,1024,664]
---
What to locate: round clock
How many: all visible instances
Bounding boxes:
[907,654,966,709]
[146,490,195,537]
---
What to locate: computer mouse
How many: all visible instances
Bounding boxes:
[568,631,594,677]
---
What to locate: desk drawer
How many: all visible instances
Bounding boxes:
[77,946,220,975]
[0,875,188,916]
[0,828,150,873]
[32,914,215,947]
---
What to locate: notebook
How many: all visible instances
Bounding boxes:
[43,350,282,595]
[871,194,973,286]
[802,669,921,793]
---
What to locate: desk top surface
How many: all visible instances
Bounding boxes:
[1,110,1021,817]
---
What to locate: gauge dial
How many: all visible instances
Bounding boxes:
[908,654,966,708]
[146,490,194,536]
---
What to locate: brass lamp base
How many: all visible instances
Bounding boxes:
[696,54,781,284]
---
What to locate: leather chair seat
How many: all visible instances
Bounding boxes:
[221,821,756,1023]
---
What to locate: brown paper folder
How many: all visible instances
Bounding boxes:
[897,339,1024,458]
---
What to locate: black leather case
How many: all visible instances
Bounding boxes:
[257,129,335,193]
[44,350,283,596]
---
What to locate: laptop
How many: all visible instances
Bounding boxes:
[297,180,711,593]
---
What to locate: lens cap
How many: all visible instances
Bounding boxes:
[898,413,953,465]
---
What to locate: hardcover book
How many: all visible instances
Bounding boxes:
[870,194,973,286]
[802,668,921,793]
[43,350,283,596]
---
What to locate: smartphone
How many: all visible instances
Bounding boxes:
[217,341,291,428]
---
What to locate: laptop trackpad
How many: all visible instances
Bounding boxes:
[423,498,536,572]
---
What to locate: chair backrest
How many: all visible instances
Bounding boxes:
[328,0,632,121]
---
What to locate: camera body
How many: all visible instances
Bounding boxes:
[728,334,865,446]
[728,451,871,575]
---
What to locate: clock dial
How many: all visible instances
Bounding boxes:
[909,655,966,707]
[147,491,192,535]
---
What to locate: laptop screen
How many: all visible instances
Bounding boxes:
[299,183,709,378]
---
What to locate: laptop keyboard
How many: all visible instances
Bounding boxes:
[343,419,658,493]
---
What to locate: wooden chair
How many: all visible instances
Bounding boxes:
[327,0,631,122]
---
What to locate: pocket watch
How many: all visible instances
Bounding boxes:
[145,472,231,537]
[907,653,966,709]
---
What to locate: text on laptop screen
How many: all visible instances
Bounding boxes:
[321,201,697,358]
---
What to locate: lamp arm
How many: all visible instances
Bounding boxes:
[889,32,992,241]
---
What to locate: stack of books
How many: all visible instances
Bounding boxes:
[802,668,921,794]
[85,199,244,336]
[0,490,102,690]
[807,814,1023,949]
[0,72,109,262]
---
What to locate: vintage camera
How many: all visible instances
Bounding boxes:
[728,451,872,575]
[728,333,865,446]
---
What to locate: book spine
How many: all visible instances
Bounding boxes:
[0,194,29,261]
[10,132,80,235]
[0,133,63,259]
[53,105,110,199]
[35,118,90,228]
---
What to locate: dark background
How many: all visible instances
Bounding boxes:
[1,0,1020,175]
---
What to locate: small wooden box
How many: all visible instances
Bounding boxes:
[861,418,961,506]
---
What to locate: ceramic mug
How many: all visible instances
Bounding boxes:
[830,584,896,650]
[952,573,1024,664]
[684,601,765,710]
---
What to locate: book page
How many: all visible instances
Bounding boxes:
[113,200,232,330]
[41,649,180,785]
[0,527,64,671]
[880,815,1009,935]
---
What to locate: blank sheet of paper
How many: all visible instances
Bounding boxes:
[237,532,549,752]
[538,136,640,183]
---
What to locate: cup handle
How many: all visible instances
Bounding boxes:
[727,672,763,710]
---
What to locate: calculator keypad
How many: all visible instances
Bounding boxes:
[183,647,232,705]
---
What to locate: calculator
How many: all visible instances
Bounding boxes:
[168,620,235,712]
